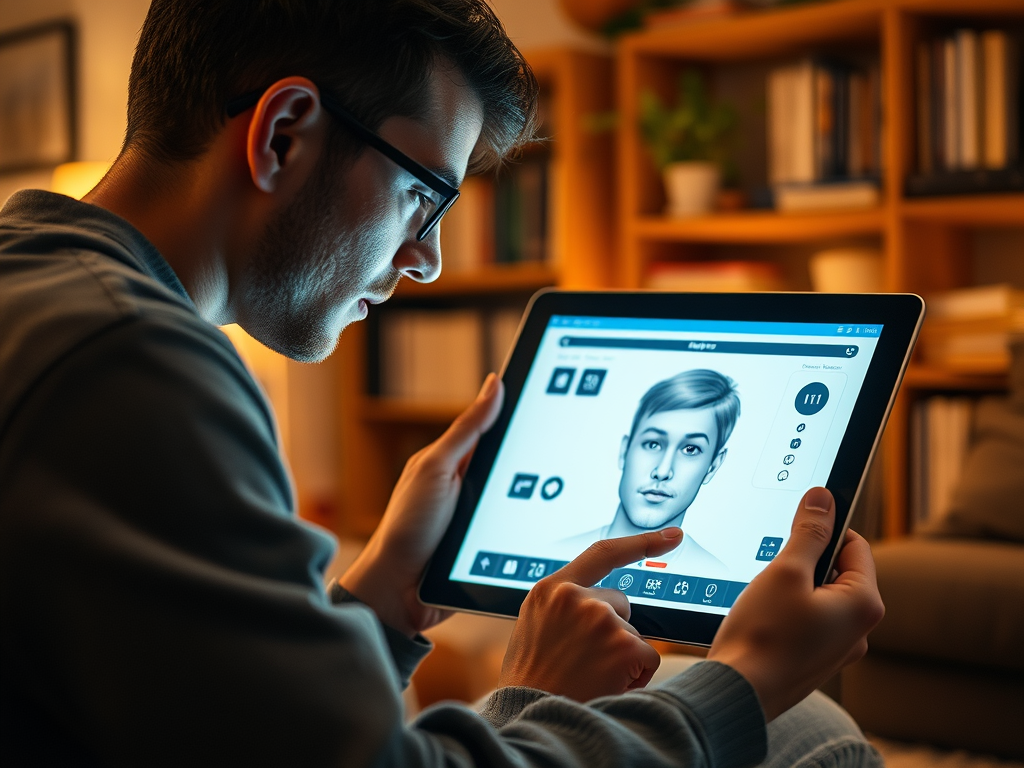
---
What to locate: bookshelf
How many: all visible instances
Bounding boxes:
[334,48,615,537]
[616,0,1024,538]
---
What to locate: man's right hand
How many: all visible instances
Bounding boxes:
[498,528,683,702]
[708,487,885,722]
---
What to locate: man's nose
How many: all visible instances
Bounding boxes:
[652,453,674,480]
[393,227,441,283]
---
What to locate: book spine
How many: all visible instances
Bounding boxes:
[917,41,933,173]
[944,36,959,169]
[957,29,981,170]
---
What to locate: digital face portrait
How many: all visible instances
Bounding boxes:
[617,407,725,529]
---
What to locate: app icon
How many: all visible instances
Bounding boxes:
[540,476,564,500]
[790,438,802,449]
[471,552,499,576]
[795,382,830,416]
[705,583,718,598]
[547,367,576,395]
[756,537,784,561]
[502,559,519,576]
[796,423,806,432]
[575,368,607,396]
[673,580,689,596]
[617,573,634,591]
[777,470,789,481]
[508,473,539,499]
[645,578,662,591]
[783,454,795,465]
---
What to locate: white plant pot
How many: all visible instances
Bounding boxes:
[663,162,721,217]
[809,248,885,293]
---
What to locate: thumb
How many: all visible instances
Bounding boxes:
[776,486,835,573]
[431,373,504,469]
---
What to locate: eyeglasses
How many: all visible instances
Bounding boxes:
[226,86,460,241]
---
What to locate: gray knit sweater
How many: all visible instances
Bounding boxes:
[0,190,767,767]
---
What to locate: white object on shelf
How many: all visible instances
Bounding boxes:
[808,247,884,294]
[663,161,720,217]
[774,180,879,212]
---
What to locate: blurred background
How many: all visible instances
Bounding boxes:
[2,2,1023,766]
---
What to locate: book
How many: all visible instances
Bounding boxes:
[944,36,959,169]
[956,29,982,170]
[379,310,485,405]
[917,41,933,174]
[904,165,1024,196]
[926,283,1024,321]
[439,176,493,273]
[487,307,523,373]
[494,156,549,264]
[911,396,975,528]
[983,30,1019,169]
[774,180,879,212]
[645,261,783,292]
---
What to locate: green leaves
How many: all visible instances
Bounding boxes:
[639,70,738,170]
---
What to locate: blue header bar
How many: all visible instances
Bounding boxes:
[548,315,883,338]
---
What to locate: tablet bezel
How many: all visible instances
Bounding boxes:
[419,290,924,646]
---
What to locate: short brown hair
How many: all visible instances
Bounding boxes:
[124,0,538,171]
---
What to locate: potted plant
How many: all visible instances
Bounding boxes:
[639,70,738,217]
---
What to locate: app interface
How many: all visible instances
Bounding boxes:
[451,316,882,616]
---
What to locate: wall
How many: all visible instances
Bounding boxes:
[0,0,601,528]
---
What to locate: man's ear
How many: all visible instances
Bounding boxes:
[246,76,324,193]
[702,448,727,485]
[618,435,629,470]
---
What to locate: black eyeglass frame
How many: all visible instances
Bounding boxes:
[225,86,460,241]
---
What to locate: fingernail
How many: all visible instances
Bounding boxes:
[478,373,497,399]
[804,487,832,514]
[660,527,682,540]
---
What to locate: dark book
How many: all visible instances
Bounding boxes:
[904,165,1024,196]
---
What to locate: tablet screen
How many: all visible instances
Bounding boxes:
[449,315,883,616]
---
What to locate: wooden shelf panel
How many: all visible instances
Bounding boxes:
[394,263,557,299]
[895,0,1024,16]
[361,398,466,426]
[903,364,1008,391]
[632,209,885,243]
[900,195,1024,227]
[622,0,881,61]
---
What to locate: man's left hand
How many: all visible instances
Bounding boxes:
[340,373,504,636]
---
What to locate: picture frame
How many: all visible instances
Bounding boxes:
[0,20,76,175]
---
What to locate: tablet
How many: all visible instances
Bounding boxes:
[420,291,924,646]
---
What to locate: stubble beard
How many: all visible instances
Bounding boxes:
[242,158,400,363]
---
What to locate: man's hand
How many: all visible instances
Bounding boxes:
[340,373,504,637]
[498,528,683,701]
[707,487,885,722]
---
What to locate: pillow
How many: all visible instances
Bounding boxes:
[924,339,1024,543]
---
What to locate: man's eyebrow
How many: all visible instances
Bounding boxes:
[683,432,710,442]
[429,164,461,188]
[640,427,668,437]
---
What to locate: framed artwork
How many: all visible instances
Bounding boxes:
[0,20,76,174]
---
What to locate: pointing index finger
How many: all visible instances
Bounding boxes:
[555,528,683,587]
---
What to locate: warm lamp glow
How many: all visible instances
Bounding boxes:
[51,162,111,200]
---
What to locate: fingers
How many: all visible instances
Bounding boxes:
[831,529,877,586]
[626,639,662,690]
[431,374,504,469]
[775,487,835,572]
[557,528,683,588]
[589,586,632,622]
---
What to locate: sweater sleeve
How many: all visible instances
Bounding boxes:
[1,315,767,768]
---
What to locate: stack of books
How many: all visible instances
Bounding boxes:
[909,28,1021,196]
[377,306,522,405]
[910,395,975,529]
[766,57,882,212]
[921,283,1024,371]
[645,261,783,292]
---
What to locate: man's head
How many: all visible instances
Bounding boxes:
[617,370,740,529]
[121,0,537,361]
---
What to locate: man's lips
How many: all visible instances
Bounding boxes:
[639,488,674,503]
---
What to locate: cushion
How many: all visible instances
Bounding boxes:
[868,538,1024,672]
[924,339,1024,543]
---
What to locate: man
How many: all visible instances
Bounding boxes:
[564,369,738,576]
[0,1,884,765]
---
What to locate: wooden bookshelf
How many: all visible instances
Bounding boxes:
[617,0,1024,537]
[334,48,615,538]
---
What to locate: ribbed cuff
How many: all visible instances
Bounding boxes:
[660,661,767,768]
[478,686,550,729]
[327,579,432,690]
